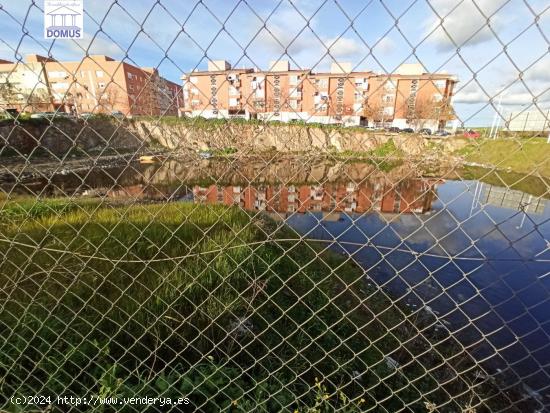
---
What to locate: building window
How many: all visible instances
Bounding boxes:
[289,75,298,85]
[49,71,67,78]
[252,76,264,92]
[383,106,394,116]
[434,79,446,89]
[52,82,68,89]
[127,73,133,79]
[316,78,328,89]
[384,80,396,90]
[96,70,104,78]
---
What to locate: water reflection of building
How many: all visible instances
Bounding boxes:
[193,179,439,215]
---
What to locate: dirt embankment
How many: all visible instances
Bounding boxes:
[0,118,143,156]
[126,120,469,155]
[1,118,469,164]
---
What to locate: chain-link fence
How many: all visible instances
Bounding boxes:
[0,0,549,412]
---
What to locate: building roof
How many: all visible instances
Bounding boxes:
[181,68,254,78]
[248,69,311,75]
[310,71,373,77]
[25,54,57,63]
[180,60,458,81]
[47,6,80,15]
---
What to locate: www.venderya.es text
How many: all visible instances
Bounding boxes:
[11,395,190,407]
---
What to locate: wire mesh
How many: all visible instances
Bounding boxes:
[0,0,549,412]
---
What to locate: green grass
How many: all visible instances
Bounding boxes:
[457,165,550,198]
[457,137,550,177]
[133,115,374,133]
[0,199,527,412]
[329,139,405,171]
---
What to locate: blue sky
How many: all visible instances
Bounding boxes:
[0,0,549,125]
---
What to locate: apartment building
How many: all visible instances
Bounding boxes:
[0,54,52,112]
[0,54,182,116]
[181,60,254,119]
[181,60,457,131]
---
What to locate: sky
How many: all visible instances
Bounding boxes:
[0,0,549,126]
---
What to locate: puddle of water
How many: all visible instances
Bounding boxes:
[3,158,549,398]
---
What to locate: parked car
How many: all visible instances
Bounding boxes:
[111,111,125,119]
[79,112,96,120]
[401,128,415,133]
[387,126,400,133]
[56,112,74,119]
[418,128,432,135]
[30,112,57,119]
[436,130,451,136]
[30,111,74,120]
[464,129,481,138]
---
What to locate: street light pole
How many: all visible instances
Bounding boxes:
[489,87,506,139]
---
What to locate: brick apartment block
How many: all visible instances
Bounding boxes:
[181,60,458,131]
[192,178,440,216]
[0,54,182,116]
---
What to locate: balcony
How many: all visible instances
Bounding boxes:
[229,80,241,88]
[229,98,241,108]
[384,81,396,91]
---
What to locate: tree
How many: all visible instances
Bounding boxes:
[408,96,435,129]
[25,88,52,112]
[99,86,123,113]
[363,98,384,125]
[409,95,456,130]
[0,80,18,108]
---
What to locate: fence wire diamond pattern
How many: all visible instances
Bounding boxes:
[0,0,549,412]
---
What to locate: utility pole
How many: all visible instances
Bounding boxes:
[489,88,506,139]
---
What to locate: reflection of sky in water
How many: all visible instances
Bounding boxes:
[286,180,550,394]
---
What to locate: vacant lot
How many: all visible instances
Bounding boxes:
[458,137,550,176]
[0,198,525,412]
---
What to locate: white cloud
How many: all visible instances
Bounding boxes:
[426,0,509,51]
[66,36,123,58]
[254,24,313,57]
[324,37,363,58]
[453,84,488,104]
[523,57,550,83]
[375,37,396,55]
[454,82,550,106]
